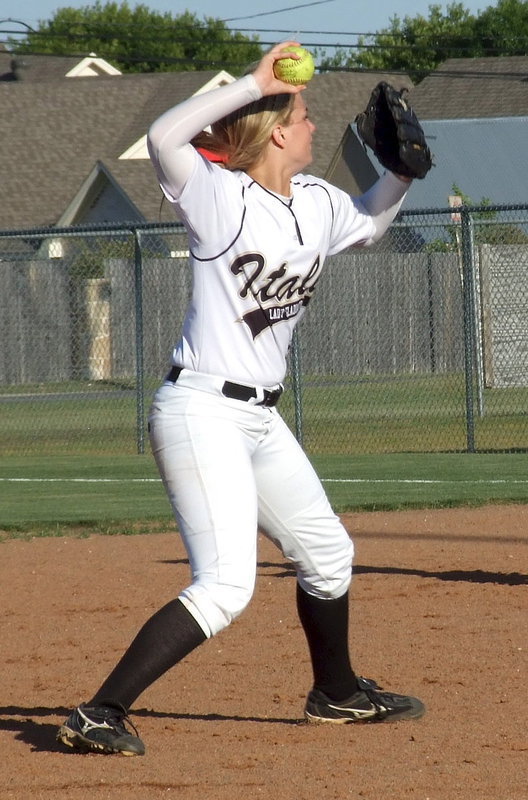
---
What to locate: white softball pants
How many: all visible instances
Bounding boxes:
[148,374,354,638]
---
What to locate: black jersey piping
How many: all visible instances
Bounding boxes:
[292,178,336,231]
[247,178,306,245]
[188,176,335,262]
[189,184,247,263]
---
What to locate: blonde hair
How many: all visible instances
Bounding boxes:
[194,93,296,171]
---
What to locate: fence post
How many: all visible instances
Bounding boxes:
[290,327,304,447]
[460,207,476,453]
[426,252,436,373]
[134,229,145,454]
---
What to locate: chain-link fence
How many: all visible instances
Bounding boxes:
[1,204,528,457]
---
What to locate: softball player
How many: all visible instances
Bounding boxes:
[57,42,425,756]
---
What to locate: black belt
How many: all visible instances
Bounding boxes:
[166,366,283,408]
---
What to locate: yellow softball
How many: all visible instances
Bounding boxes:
[273,46,315,85]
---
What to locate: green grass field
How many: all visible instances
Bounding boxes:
[2,374,528,538]
[1,452,528,538]
[286,375,528,454]
[3,372,528,458]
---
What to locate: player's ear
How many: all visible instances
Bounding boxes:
[272,126,286,148]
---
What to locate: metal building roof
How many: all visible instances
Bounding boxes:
[401,117,528,210]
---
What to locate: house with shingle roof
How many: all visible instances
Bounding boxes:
[0,47,120,81]
[407,55,528,120]
[0,63,234,229]
[0,49,414,231]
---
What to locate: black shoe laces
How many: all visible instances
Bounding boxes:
[91,703,141,738]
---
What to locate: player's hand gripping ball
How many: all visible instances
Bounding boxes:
[273,46,315,85]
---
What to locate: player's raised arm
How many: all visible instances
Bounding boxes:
[147,42,305,199]
[147,73,261,197]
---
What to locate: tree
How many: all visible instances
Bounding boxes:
[10,1,263,74]
[319,1,528,80]
[472,0,528,56]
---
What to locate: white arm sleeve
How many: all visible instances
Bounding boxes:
[355,172,411,244]
[147,74,262,201]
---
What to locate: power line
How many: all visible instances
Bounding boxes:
[221,0,338,23]
[0,23,419,41]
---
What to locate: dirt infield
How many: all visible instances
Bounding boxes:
[1,504,526,800]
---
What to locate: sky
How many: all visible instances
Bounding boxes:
[1,0,492,54]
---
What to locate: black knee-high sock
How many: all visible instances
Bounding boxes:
[89,598,207,711]
[296,583,359,701]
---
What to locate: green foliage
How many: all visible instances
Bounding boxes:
[320,0,528,80]
[427,184,528,251]
[11,1,263,74]
[69,236,135,280]
[472,0,528,56]
[452,187,528,246]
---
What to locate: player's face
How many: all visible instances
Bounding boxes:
[283,93,316,170]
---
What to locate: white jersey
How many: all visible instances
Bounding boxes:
[148,75,410,387]
[172,159,378,386]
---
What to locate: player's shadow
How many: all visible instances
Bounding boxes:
[132,707,302,725]
[0,704,301,754]
[257,560,527,585]
[353,564,527,585]
[0,707,71,754]
[162,557,526,585]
